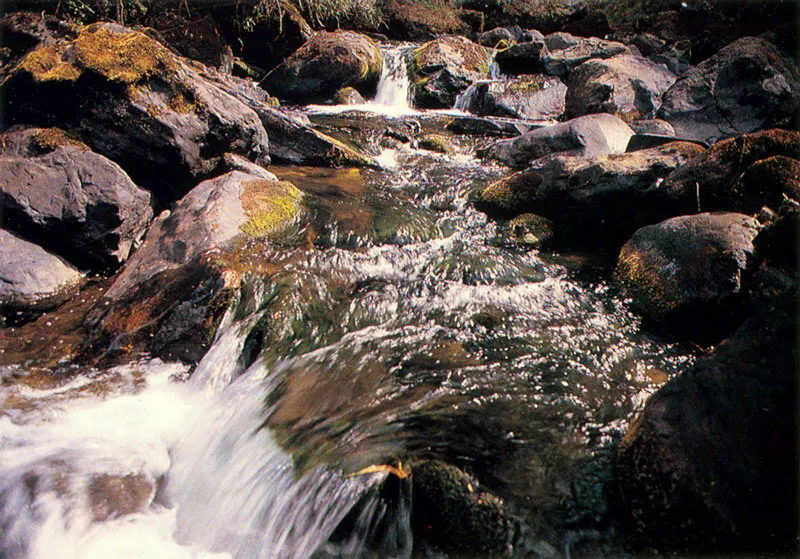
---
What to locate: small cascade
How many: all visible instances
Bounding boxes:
[454,81,483,113]
[372,45,414,112]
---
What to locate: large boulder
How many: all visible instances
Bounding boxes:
[456,75,567,121]
[565,54,676,120]
[0,229,84,324]
[614,212,760,337]
[482,113,634,168]
[410,36,492,109]
[476,141,704,246]
[87,171,304,363]
[614,271,798,555]
[660,129,800,216]
[262,30,381,105]
[658,37,800,142]
[0,127,153,271]
[1,23,270,206]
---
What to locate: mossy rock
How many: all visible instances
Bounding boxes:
[240,179,303,238]
[416,134,454,154]
[333,86,366,105]
[411,36,491,109]
[495,213,555,250]
[410,460,512,554]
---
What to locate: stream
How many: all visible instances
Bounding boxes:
[0,44,696,558]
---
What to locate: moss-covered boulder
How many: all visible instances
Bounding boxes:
[477,141,703,247]
[410,36,492,109]
[0,229,84,325]
[86,170,304,363]
[1,23,270,206]
[481,113,635,168]
[658,37,800,142]
[614,212,760,338]
[493,213,555,250]
[457,75,567,121]
[410,460,511,554]
[565,54,676,120]
[262,30,382,104]
[0,127,153,271]
[0,11,78,79]
[660,129,800,216]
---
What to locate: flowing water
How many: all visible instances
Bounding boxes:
[0,43,696,558]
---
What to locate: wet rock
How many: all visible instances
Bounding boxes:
[482,113,634,168]
[216,152,278,181]
[333,87,366,105]
[88,473,155,522]
[614,212,760,336]
[477,141,704,246]
[542,33,632,78]
[565,54,676,120]
[614,271,798,554]
[457,75,567,121]
[416,134,453,154]
[410,36,492,109]
[445,116,539,137]
[0,127,153,271]
[0,229,83,323]
[753,197,800,273]
[493,213,555,250]
[410,460,512,554]
[658,37,800,142]
[1,23,270,206]
[660,129,800,216]
[262,30,382,104]
[629,119,675,136]
[88,171,303,363]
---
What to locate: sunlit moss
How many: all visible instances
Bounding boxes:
[240,179,304,238]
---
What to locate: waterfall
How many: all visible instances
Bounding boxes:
[372,45,413,112]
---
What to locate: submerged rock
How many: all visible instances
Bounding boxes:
[88,472,155,522]
[0,127,153,271]
[410,460,511,554]
[410,36,492,108]
[0,229,84,323]
[658,37,800,142]
[565,54,676,120]
[482,113,634,168]
[262,30,382,104]
[88,171,304,363]
[1,23,270,205]
[614,212,760,337]
[457,75,567,121]
[615,270,798,554]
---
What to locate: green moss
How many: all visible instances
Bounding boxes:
[31,128,90,153]
[615,244,678,318]
[240,179,304,238]
[417,134,454,154]
[19,46,81,82]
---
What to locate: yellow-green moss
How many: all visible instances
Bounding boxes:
[240,179,303,238]
[19,46,81,82]
[615,245,678,317]
[509,76,547,94]
[31,128,90,153]
[417,133,454,154]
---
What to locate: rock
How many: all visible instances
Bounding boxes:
[445,116,540,137]
[614,271,798,554]
[88,473,155,522]
[144,11,233,72]
[216,152,278,181]
[333,87,366,105]
[614,212,760,336]
[0,11,78,79]
[660,129,800,216]
[1,23,270,206]
[658,37,800,142]
[381,0,469,41]
[410,36,492,109]
[753,197,800,273]
[262,30,382,104]
[416,134,454,154]
[477,26,528,48]
[0,127,153,271]
[493,213,555,250]
[0,229,84,322]
[629,119,675,136]
[542,33,631,78]
[410,460,512,554]
[565,54,676,120]
[482,113,634,168]
[87,171,304,363]
[477,141,704,246]
[494,40,548,76]
[456,75,567,121]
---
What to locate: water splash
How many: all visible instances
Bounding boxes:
[373,45,414,112]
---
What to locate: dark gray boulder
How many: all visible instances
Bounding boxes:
[629,119,675,136]
[477,141,705,246]
[410,36,492,108]
[482,113,634,168]
[614,269,798,554]
[658,37,800,142]
[541,33,631,77]
[0,229,83,322]
[0,127,153,271]
[1,23,270,206]
[456,75,566,120]
[614,212,760,335]
[565,54,676,120]
[494,40,548,76]
[262,30,382,104]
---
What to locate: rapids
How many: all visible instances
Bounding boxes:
[0,42,696,558]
